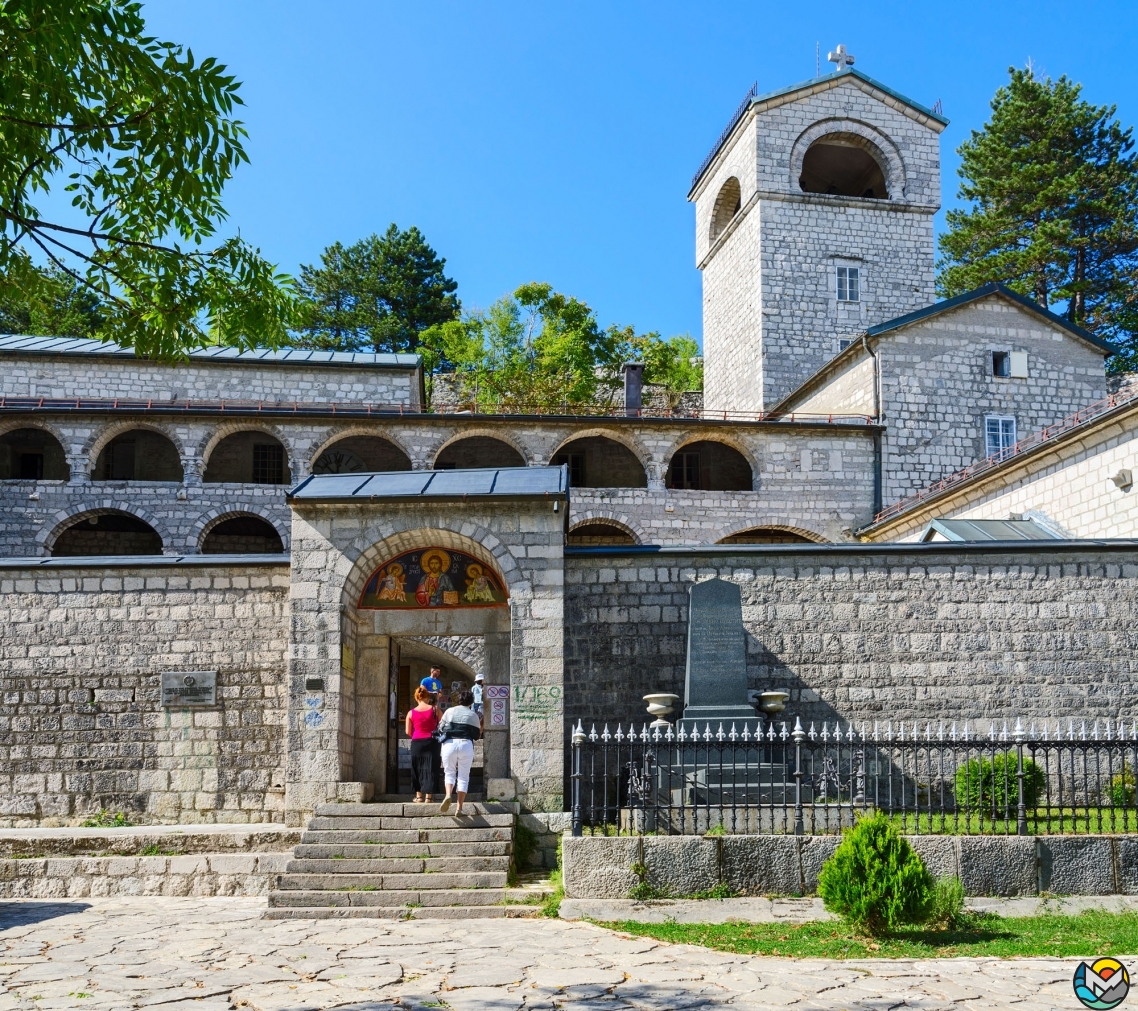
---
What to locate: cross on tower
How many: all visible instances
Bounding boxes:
[827,44,855,73]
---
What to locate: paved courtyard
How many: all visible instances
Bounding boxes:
[0,897,1084,1010]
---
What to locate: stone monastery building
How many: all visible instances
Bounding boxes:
[2,57,1137,827]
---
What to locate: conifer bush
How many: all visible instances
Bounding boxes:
[954,751,1044,811]
[817,812,934,935]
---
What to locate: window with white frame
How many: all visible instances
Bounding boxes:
[836,266,860,302]
[985,415,1017,460]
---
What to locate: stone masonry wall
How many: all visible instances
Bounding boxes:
[0,558,290,827]
[563,543,1138,734]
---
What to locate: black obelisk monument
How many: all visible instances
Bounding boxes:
[680,578,755,729]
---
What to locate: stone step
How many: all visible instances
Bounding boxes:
[315,801,504,817]
[269,887,510,907]
[294,841,512,859]
[263,905,540,920]
[285,856,510,874]
[301,827,512,845]
[307,814,514,831]
[275,871,508,891]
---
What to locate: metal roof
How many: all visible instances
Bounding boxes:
[0,334,420,369]
[919,519,1063,542]
[0,553,290,568]
[288,465,569,502]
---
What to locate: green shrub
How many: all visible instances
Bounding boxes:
[954,751,1044,811]
[1108,766,1137,807]
[817,812,934,935]
[80,810,131,828]
[929,876,965,927]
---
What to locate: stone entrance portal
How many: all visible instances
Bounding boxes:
[283,466,568,824]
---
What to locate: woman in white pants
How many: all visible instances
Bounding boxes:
[438,690,483,815]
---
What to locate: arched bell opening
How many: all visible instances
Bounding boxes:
[799,135,888,199]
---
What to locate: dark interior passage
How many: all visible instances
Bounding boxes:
[718,527,818,544]
[53,512,163,556]
[0,428,69,480]
[552,436,646,488]
[666,441,752,491]
[313,436,412,474]
[204,432,291,484]
[435,436,524,469]
[94,430,183,482]
[201,515,284,554]
[567,523,637,546]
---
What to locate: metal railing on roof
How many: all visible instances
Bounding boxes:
[0,393,875,426]
[690,82,758,192]
[872,383,1138,525]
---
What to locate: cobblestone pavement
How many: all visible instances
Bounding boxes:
[0,897,1085,1010]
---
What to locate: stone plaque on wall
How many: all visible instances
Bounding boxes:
[161,671,217,707]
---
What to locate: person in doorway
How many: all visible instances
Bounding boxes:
[472,673,484,717]
[437,690,482,815]
[405,680,441,803]
[429,665,448,713]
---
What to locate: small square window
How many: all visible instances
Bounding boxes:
[838,338,855,352]
[837,266,860,302]
[985,416,1017,460]
[992,351,1010,377]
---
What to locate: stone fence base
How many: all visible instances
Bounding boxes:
[0,824,300,899]
[562,834,1138,899]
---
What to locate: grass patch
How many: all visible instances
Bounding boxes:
[138,844,176,857]
[542,867,564,918]
[80,811,131,828]
[598,909,1138,959]
[885,808,1138,835]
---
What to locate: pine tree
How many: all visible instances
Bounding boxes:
[937,67,1138,369]
[292,226,459,353]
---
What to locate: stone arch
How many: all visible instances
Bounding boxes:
[310,428,413,474]
[93,428,184,482]
[664,434,756,491]
[399,638,481,683]
[85,420,185,479]
[43,505,169,556]
[202,425,295,484]
[790,119,905,200]
[193,507,289,554]
[566,508,648,545]
[0,424,71,480]
[432,430,528,469]
[715,522,828,544]
[567,516,641,546]
[709,176,742,241]
[549,430,649,488]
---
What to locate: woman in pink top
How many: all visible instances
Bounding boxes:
[405,684,440,802]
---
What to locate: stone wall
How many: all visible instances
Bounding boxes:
[0,557,290,827]
[563,542,1138,732]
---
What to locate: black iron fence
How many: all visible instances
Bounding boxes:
[568,717,1138,836]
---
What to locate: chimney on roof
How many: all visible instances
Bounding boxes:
[622,363,644,417]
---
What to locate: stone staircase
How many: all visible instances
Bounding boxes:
[265,800,549,919]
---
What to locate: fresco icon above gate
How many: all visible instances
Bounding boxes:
[359,548,508,609]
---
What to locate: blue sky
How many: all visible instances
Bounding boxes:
[143,0,1138,346]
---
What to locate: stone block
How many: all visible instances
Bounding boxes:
[720,836,800,895]
[207,854,257,875]
[908,836,959,881]
[798,836,839,894]
[959,836,1036,896]
[642,836,718,897]
[336,781,374,803]
[561,835,641,899]
[1116,838,1138,895]
[1038,837,1115,895]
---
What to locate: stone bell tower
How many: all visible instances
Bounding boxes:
[689,48,948,413]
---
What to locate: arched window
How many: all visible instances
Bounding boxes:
[709,177,742,241]
[52,511,162,556]
[204,432,291,484]
[799,136,888,199]
[718,527,820,544]
[666,441,752,491]
[551,436,646,488]
[94,430,183,482]
[313,436,412,474]
[567,522,637,546]
[435,437,524,470]
[0,428,69,480]
[201,515,284,554]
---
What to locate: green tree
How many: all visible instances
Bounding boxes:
[0,263,105,337]
[937,67,1138,368]
[292,226,459,353]
[0,0,294,357]
[420,283,631,411]
[631,333,703,409]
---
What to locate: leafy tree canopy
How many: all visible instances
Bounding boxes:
[937,66,1138,369]
[291,226,459,353]
[0,262,105,338]
[420,283,702,411]
[0,0,294,357]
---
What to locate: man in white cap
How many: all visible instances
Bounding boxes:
[472,673,484,717]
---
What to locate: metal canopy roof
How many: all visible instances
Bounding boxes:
[0,334,420,369]
[919,518,1063,542]
[287,466,569,502]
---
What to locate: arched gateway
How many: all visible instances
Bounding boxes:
[283,466,568,822]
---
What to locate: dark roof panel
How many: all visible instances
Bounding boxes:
[288,466,567,502]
